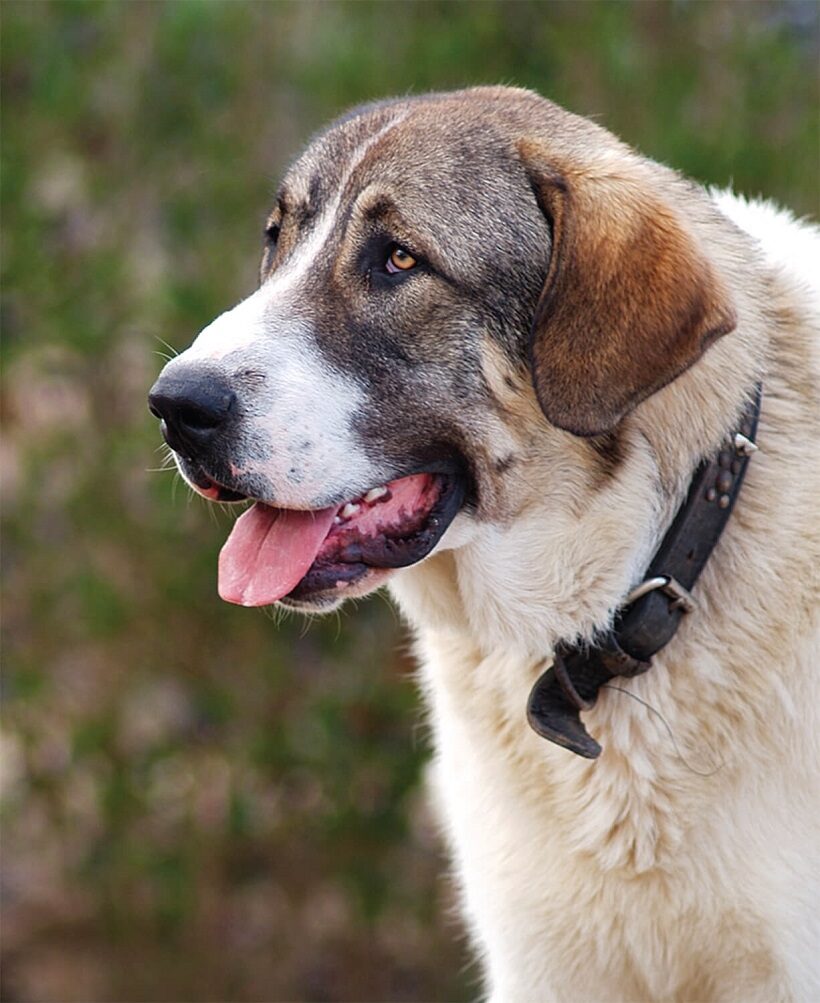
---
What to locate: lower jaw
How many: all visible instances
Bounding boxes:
[288,560,370,599]
[279,565,393,610]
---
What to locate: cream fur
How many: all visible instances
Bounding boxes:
[389,194,820,1002]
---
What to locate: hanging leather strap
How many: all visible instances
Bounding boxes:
[527,386,762,759]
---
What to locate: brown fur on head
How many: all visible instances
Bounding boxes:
[519,140,737,436]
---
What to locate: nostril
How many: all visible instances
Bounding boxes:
[176,396,235,432]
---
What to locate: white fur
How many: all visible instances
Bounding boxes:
[238,322,378,507]
[712,190,820,312]
[389,194,820,1002]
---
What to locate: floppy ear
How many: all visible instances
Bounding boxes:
[520,143,736,436]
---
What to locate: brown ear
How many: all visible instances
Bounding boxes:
[521,146,736,436]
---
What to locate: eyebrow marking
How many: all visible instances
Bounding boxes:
[362,193,395,222]
[307,174,322,213]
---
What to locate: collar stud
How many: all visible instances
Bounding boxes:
[734,432,759,456]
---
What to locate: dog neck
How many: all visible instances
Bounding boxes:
[526,384,762,759]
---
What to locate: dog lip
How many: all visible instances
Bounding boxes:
[181,460,249,503]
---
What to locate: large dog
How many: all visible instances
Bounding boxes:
[149,88,820,1001]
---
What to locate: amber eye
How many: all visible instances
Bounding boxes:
[386,246,417,273]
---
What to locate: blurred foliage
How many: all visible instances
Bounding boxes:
[1,1,817,1001]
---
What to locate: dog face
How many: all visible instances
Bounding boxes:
[149,87,734,612]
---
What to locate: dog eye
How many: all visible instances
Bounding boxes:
[386,246,417,273]
[264,222,280,246]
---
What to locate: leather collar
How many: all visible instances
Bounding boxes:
[527,385,763,759]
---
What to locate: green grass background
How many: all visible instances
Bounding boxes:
[2,2,818,1000]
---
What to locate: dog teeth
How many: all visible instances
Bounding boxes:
[364,486,389,503]
[337,488,388,524]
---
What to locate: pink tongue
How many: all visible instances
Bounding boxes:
[218,502,338,607]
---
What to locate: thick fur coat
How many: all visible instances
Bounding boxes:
[151,89,820,1001]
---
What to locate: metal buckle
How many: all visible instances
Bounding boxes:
[624,575,697,614]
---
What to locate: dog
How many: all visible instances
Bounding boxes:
[149,87,820,1001]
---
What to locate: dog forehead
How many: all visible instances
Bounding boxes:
[282,97,543,253]
[286,89,547,197]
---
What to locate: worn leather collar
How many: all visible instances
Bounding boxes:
[527,385,763,759]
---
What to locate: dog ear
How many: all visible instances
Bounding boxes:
[520,143,736,436]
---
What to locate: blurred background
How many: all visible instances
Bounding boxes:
[2,2,818,1000]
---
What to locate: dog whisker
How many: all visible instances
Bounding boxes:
[153,335,180,359]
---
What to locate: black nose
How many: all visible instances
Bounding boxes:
[148,367,236,457]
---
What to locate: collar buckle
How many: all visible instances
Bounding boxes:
[624,575,697,614]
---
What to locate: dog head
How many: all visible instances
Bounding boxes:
[149,87,735,612]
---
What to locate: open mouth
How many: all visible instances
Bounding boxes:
[215,471,465,607]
